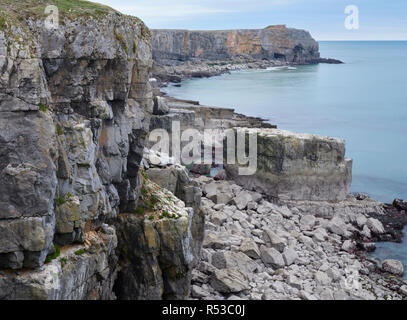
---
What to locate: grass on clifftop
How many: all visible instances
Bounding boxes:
[0,0,117,24]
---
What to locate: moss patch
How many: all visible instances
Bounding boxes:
[45,245,61,264]
[38,103,47,112]
[56,124,64,136]
[74,248,86,256]
[114,27,129,54]
[60,257,67,268]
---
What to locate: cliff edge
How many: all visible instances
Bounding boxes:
[152,25,320,65]
[0,0,204,300]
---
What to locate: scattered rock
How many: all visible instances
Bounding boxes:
[341,240,355,253]
[262,229,286,252]
[367,218,385,235]
[211,268,250,293]
[393,199,407,211]
[300,215,316,231]
[282,247,298,266]
[382,260,404,276]
[260,246,285,269]
[234,191,253,210]
[190,164,211,175]
[153,96,170,115]
[240,239,261,259]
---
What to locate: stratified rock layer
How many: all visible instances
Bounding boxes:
[225,128,352,202]
[0,1,207,300]
[0,5,152,270]
[151,26,320,65]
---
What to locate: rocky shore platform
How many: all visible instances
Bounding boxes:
[0,1,404,301]
[150,26,343,85]
[147,94,407,300]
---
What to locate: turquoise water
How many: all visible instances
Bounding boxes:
[370,226,407,279]
[163,41,407,203]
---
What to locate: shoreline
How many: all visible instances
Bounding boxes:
[150,71,407,298]
[153,57,343,88]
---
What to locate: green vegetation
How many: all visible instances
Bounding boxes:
[159,211,180,220]
[45,245,61,264]
[56,124,64,136]
[135,205,145,216]
[38,103,47,112]
[0,0,116,22]
[74,248,86,256]
[150,195,158,207]
[57,195,66,206]
[148,215,154,221]
[57,192,72,206]
[114,27,129,54]
[60,257,67,268]
[0,13,7,29]
[133,41,137,54]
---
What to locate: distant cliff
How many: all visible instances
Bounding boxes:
[151,25,320,66]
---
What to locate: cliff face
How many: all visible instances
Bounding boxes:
[151,25,320,66]
[0,1,152,268]
[0,1,204,300]
[225,129,352,203]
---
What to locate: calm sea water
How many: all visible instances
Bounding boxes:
[163,41,407,203]
[370,225,407,280]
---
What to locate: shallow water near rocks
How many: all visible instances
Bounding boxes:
[163,41,407,275]
[163,41,407,204]
[369,225,407,279]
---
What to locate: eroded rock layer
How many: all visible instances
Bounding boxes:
[151,26,320,66]
[0,2,204,300]
[225,128,353,202]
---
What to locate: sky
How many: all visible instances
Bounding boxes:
[97,0,407,40]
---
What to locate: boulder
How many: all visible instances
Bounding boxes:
[367,218,385,235]
[300,215,316,231]
[327,217,351,238]
[233,191,253,210]
[191,285,210,298]
[190,164,211,175]
[382,260,404,276]
[282,247,298,266]
[360,242,376,252]
[211,268,250,293]
[341,240,355,253]
[287,274,303,290]
[260,246,285,269]
[356,215,368,228]
[211,251,258,273]
[263,229,286,252]
[314,271,330,286]
[225,128,352,202]
[153,96,170,115]
[240,238,261,259]
[393,199,407,211]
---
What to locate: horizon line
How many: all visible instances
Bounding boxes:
[317,39,407,42]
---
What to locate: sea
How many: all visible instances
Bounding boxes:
[163,41,407,203]
[162,41,407,272]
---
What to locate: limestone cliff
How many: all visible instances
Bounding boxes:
[151,25,320,66]
[0,0,204,300]
[225,129,353,202]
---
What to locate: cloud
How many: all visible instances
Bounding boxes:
[112,4,233,18]
[98,0,300,21]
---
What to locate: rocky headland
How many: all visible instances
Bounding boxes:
[150,25,342,84]
[0,0,405,301]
